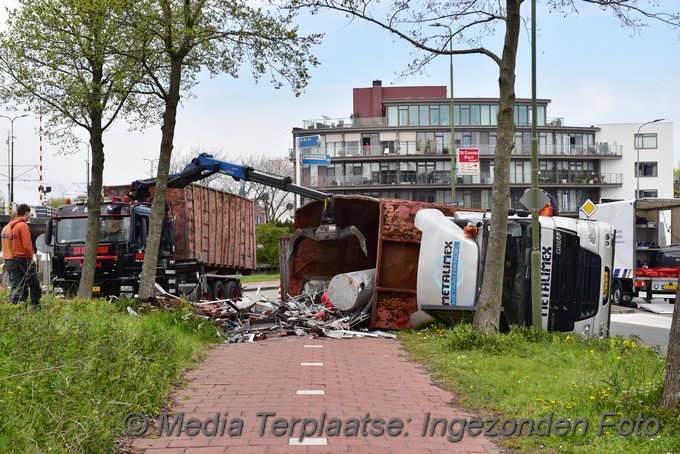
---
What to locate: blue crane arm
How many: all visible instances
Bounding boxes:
[130,153,329,203]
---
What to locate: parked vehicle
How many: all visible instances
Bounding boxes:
[413,209,615,338]
[46,184,256,300]
[45,153,365,300]
[580,198,680,305]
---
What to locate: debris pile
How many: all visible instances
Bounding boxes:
[148,283,396,343]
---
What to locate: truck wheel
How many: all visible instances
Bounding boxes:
[210,280,225,300]
[611,281,623,306]
[225,281,240,300]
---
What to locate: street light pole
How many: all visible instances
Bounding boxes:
[142,157,160,178]
[85,142,90,193]
[635,118,664,198]
[0,114,29,206]
[431,23,456,204]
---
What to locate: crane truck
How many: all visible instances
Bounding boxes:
[45,153,366,300]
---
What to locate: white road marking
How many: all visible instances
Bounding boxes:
[289,438,327,445]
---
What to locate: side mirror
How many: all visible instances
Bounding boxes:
[45,219,53,245]
[139,219,148,244]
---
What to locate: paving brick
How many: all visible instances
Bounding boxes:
[131,338,501,453]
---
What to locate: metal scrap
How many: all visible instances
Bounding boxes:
[144,280,396,343]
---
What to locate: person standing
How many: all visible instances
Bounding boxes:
[1,211,19,299]
[9,204,41,308]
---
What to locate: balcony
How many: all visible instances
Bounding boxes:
[302,117,386,130]
[302,142,622,159]
[305,171,623,189]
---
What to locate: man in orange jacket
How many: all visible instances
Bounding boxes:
[1,210,26,302]
[9,204,41,307]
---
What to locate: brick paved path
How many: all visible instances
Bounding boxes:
[131,337,502,453]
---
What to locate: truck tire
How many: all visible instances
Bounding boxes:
[225,280,240,300]
[611,281,623,306]
[210,280,225,300]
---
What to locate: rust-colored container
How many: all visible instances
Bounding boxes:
[104,184,256,273]
[288,196,459,329]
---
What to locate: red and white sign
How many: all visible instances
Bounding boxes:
[457,148,479,176]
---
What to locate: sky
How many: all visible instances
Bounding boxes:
[1,0,679,206]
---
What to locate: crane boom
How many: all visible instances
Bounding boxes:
[129,153,367,258]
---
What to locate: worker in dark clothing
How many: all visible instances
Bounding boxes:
[9,204,41,308]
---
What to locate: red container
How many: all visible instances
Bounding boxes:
[104,184,256,273]
[288,196,459,329]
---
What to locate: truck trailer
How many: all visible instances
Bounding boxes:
[47,184,256,300]
[580,198,680,305]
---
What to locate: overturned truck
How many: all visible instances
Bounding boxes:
[284,196,614,338]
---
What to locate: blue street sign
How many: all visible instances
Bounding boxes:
[301,153,330,165]
[298,135,320,148]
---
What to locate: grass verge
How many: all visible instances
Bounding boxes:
[0,293,220,453]
[400,324,679,453]
[240,273,279,283]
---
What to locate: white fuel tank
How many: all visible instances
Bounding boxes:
[414,209,479,308]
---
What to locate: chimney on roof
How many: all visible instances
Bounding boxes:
[372,80,382,87]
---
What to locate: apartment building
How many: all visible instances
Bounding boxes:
[292,80,672,214]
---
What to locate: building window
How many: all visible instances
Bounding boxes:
[398,106,409,126]
[416,192,435,203]
[459,105,470,125]
[419,106,430,126]
[387,106,398,126]
[398,140,416,155]
[637,189,658,198]
[635,162,658,177]
[480,105,490,126]
[635,133,658,149]
[515,105,529,126]
[470,105,480,125]
[408,106,419,126]
[441,105,450,126]
[430,106,441,126]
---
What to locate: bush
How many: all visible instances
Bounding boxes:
[256,222,291,266]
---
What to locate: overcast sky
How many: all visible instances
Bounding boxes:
[1,0,679,205]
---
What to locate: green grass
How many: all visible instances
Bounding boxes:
[400,324,680,453]
[239,273,279,283]
[0,293,221,453]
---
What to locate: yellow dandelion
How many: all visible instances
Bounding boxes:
[590,395,595,400]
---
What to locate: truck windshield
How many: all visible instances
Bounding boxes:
[56,217,131,243]
[502,220,602,331]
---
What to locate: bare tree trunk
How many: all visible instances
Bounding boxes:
[661,284,680,407]
[77,128,104,299]
[474,0,521,334]
[138,59,182,300]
